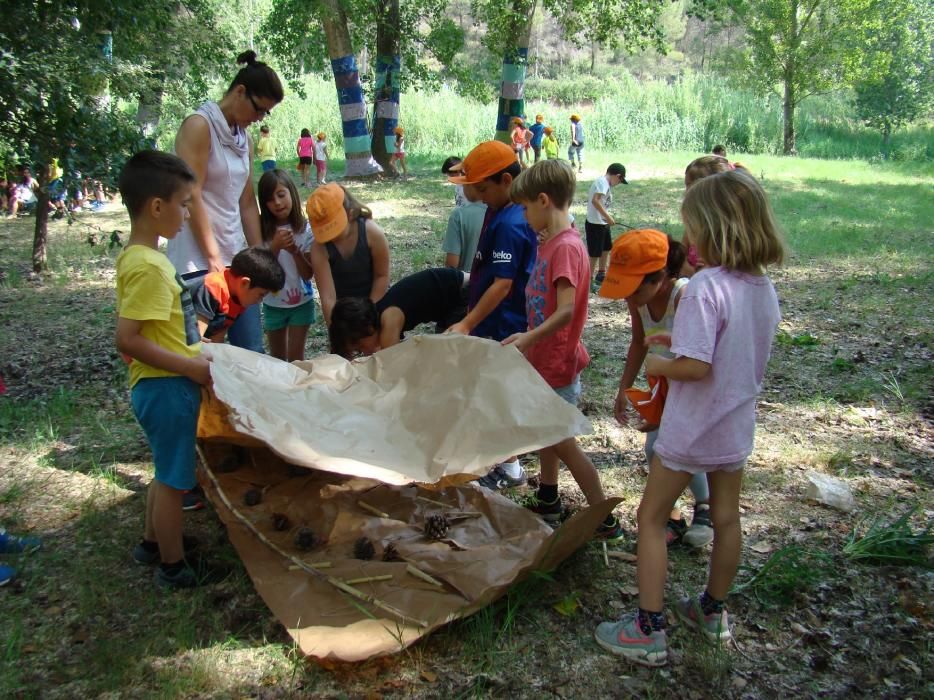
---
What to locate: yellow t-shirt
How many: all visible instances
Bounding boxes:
[257,136,275,160]
[116,245,202,388]
[49,158,62,180]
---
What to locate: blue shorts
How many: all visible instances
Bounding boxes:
[131,376,201,491]
[554,373,582,406]
[261,160,277,172]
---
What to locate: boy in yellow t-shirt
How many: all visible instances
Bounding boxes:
[115,150,212,589]
[257,125,276,172]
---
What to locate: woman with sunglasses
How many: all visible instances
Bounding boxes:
[167,49,284,354]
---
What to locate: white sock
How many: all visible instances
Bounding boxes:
[498,459,522,479]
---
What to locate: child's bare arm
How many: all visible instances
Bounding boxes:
[310,242,336,325]
[502,278,574,354]
[644,354,710,381]
[447,277,512,335]
[591,192,615,226]
[367,222,391,303]
[116,317,211,384]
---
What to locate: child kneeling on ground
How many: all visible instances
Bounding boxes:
[503,159,624,540]
[594,169,785,666]
[115,150,213,589]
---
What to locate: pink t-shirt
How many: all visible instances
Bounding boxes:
[525,228,591,388]
[654,267,780,465]
[296,137,314,158]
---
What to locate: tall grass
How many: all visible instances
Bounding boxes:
[156,73,934,163]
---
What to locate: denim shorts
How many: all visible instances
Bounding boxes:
[263,301,316,331]
[131,376,201,491]
[659,456,747,475]
[554,373,582,406]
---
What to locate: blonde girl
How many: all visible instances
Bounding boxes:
[595,169,785,667]
[306,183,390,325]
[257,169,316,361]
[389,126,407,176]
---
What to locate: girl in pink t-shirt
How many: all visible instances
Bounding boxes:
[295,128,315,188]
[595,169,785,667]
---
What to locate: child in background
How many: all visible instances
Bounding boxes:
[528,114,546,163]
[314,132,329,185]
[189,247,284,342]
[510,118,526,164]
[504,159,624,540]
[568,114,585,172]
[599,230,713,548]
[712,144,727,157]
[447,140,538,490]
[328,267,468,358]
[115,150,211,589]
[542,127,559,160]
[585,163,628,287]
[683,155,737,274]
[523,121,533,163]
[390,126,408,176]
[307,183,391,326]
[258,170,316,361]
[257,125,276,172]
[296,128,314,187]
[441,156,468,207]
[594,169,785,666]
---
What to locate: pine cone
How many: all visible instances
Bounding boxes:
[424,513,450,540]
[243,489,262,506]
[382,542,402,562]
[353,536,375,560]
[294,527,318,551]
[272,513,291,532]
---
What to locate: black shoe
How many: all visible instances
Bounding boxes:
[132,535,199,565]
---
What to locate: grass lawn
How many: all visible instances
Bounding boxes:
[0,150,931,698]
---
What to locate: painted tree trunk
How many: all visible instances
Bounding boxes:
[372,0,401,174]
[494,3,536,145]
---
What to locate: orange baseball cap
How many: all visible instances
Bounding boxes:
[305,184,348,243]
[598,229,670,299]
[447,141,516,185]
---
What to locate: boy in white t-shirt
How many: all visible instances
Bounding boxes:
[585,163,628,287]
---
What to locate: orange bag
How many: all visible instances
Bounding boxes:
[623,375,668,426]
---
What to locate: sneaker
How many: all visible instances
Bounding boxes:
[476,463,527,491]
[132,535,199,565]
[0,531,42,554]
[525,494,563,524]
[595,515,626,542]
[675,596,731,642]
[594,613,668,666]
[0,564,15,586]
[594,271,606,284]
[155,557,208,590]
[182,489,205,512]
[683,504,714,548]
[666,516,688,546]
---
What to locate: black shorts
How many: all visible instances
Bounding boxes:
[584,222,612,258]
[299,156,313,165]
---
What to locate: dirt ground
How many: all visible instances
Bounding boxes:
[0,158,932,699]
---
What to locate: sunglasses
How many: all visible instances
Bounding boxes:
[247,92,272,118]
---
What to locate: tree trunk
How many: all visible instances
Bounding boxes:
[32,170,50,273]
[881,121,892,160]
[319,0,381,177]
[494,0,537,144]
[372,0,400,175]
[136,71,165,146]
[782,70,797,155]
[590,40,596,74]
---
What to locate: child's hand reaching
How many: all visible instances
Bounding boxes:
[271,227,297,254]
[644,354,669,378]
[188,356,213,386]
[614,392,657,431]
[501,332,531,355]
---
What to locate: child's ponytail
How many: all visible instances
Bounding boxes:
[664,236,686,278]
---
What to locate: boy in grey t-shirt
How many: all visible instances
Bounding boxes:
[585,162,627,287]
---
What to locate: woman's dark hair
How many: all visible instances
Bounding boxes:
[329,297,380,359]
[228,50,284,103]
[641,235,686,286]
[441,156,462,174]
[257,169,305,242]
[300,128,311,138]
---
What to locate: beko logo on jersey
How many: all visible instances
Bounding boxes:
[491,250,512,262]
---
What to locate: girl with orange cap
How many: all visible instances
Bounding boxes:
[313,132,329,185]
[542,126,559,159]
[528,114,546,162]
[510,117,526,164]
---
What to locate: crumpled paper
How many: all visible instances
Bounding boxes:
[203,336,592,485]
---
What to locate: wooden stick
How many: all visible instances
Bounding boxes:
[358,500,390,519]
[607,551,638,562]
[344,574,393,585]
[445,512,482,521]
[602,541,609,567]
[416,495,449,508]
[288,562,332,570]
[406,564,444,588]
[197,446,428,628]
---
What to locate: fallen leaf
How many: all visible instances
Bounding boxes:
[750,541,773,554]
[620,585,640,596]
[420,670,437,683]
[607,550,637,562]
[790,622,808,635]
[553,592,580,617]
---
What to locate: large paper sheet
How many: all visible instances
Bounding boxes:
[205,336,592,485]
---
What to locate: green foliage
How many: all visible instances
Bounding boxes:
[843,508,934,567]
[853,0,934,156]
[732,544,833,606]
